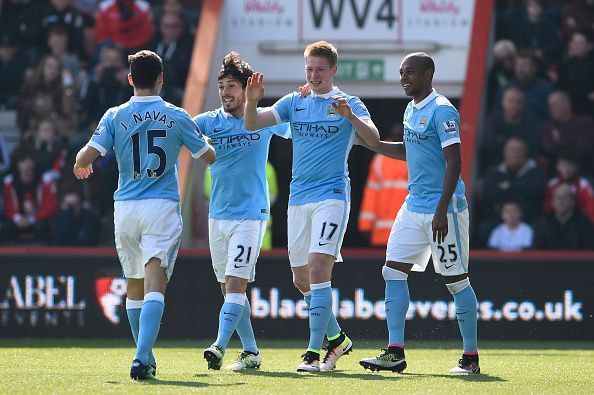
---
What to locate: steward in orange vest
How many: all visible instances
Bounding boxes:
[358,154,408,246]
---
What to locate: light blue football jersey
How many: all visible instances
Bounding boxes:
[89,96,208,201]
[271,87,370,205]
[194,107,290,220]
[403,89,467,213]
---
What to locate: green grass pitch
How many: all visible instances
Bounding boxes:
[0,339,592,394]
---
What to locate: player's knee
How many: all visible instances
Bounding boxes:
[445,277,470,295]
[293,278,310,293]
[382,265,409,281]
[225,276,248,294]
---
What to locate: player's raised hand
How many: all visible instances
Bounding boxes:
[73,163,93,180]
[331,96,353,120]
[432,209,448,244]
[246,72,265,102]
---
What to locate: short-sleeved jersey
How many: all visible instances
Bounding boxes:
[88,96,208,201]
[271,87,370,205]
[194,107,290,220]
[403,89,467,213]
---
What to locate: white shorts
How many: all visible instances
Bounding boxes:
[287,199,350,267]
[386,205,470,276]
[208,219,267,283]
[114,199,182,280]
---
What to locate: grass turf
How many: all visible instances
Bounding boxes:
[0,340,592,394]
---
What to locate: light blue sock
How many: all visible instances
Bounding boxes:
[126,299,156,365]
[214,293,245,352]
[307,283,333,352]
[304,291,341,340]
[453,285,478,353]
[134,292,164,365]
[235,298,258,354]
[385,280,409,347]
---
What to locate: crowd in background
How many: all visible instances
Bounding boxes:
[475,0,594,250]
[0,0,200,245]
[0,0,593,251]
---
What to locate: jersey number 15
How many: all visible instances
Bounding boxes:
[131,129,167,179]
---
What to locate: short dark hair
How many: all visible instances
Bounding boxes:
[557,151,579,166]
[501,198,522,210]
[128,50,163,89]
[217,52,253,87]
[515,50,536,65]
[405,52,435,74]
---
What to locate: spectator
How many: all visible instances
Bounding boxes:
[51,185,100,246]
[80,44,131,129]
[152,0,201,36]
[560,0,594,44]
[540,90,594,174]
[358,126,408,247]
[1,148,58,243]
[557,30,594,117]
[487,39,517,110]
[481,137,546,224]
[0,0,43,66]
[506,0,560,63]
[46,25,86,88]
[494,51,552,120]
[488,199,534,252]
[0,31,27,110]
[151,11,192,105]
[544,152,594,223]
[27,119,67,174]
[482,86,540,168]
[533,183,594,249]
[40,0,86,61]
[17,54,78,138]
[94,0,154,52]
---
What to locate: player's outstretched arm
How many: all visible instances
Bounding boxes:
[244,72,277,131]
[359,139,406,161]
[73,146,101,179]
[332,96,380,147]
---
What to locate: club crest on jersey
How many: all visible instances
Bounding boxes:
[326,105,338,119]
[443,120,457,134]
[419,116,427,128]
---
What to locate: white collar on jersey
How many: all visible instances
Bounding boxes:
[311,86,340,99]
[413,89,437,110]
[218,106,243,120]
[130,95,163,102]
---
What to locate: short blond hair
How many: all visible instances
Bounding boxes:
[304,41,338,68]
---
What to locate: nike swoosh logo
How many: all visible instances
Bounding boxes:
[213,128,223,133]
[224,312,238,317]
[309,306,325,311]
[234,264,247,268]
[318,242,331,246]
[296,108,306,111]
[444,263,454,269]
